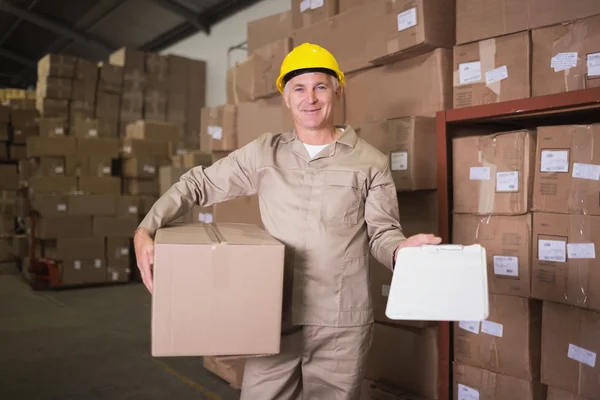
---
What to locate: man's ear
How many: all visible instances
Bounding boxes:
[335,86,344,100]
[282,92,291,109]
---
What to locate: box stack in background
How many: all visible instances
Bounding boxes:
[0,159,19,274]
[0,88,36,110]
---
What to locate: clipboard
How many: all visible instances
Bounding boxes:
[385,244,489,322]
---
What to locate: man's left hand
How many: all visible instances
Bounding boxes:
[394,233,442,259]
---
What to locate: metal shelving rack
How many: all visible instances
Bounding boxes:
[434,86,600,400]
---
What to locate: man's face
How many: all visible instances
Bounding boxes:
[283,72,341,131]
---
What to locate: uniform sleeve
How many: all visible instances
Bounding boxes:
[137,141,258,236]
[365,162,407,270]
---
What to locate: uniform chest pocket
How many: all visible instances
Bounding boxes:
[320,170,365,226]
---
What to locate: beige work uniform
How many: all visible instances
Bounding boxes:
[139,126,406,399]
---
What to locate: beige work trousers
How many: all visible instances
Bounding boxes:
[240,324,374,400]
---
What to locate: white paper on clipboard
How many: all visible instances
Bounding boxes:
[385,244,489,322]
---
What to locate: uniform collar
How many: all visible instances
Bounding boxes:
[281,125,358,148]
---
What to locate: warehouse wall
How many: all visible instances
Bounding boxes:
[162,0,291,107]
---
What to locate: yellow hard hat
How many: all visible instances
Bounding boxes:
[276,42,345,93]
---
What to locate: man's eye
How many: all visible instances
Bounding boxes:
[317,86,326,90]
[295,87,303,92]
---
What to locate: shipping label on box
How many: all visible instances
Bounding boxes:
[200,105,238,152]
[452,130,536,215]
[358,117,436,191]
[454,31,531,108]
[454,363,547,400]
[122,158,158,179]
[533,124,600,215]
[532,212,600,312]
[31,194,69,218]
[106,258,131,282]
[453,213,532,297]
[541,301,600,399]
[106,238,131,260]
[292,0,338,30]
[367,0,455,65]
[12,125,39,145]
[60,258,107,285]
[454,294,542,381]
[151,223,285,357]
[116,195,140,218]
[39,117,66,137]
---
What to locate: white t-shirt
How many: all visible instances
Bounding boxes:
[303,143,329,158]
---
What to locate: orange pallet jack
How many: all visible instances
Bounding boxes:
[25,212,64,290]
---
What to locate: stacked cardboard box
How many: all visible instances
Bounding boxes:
[0,88,36,109]
[36,54,75,122]
[450,129,544,399]
[529,124,600,399]
[8,107,39,162]
[0,163,19,274]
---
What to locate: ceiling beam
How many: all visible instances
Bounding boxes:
[0,47,36,67]
[150,0,210,34]
[0,0,113,53]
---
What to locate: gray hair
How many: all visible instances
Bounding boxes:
[283,74,341,98]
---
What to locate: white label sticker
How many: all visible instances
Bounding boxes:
[485,65,508,85]
[111,271,119,281]
[459,321,480,334]
[89,129,98,137]
[567,243,596,259]
[55,166,64,174]
[391,151,408,171]
[482,320,504,337]
[56,203,67,212]
[568,344,596,368]
[587,53,600,77]
[55,127,64,135]
[73,260,82,270]
[143,165,156,175]
[102,166,111,174]
[459,61,482,85]
[198,212,205,222]
[310,0,324,9]
[122,145,132,153]
[204,213,213,223]
[300,0,310,12]
[469,167,490,180]
[493,256,519,277]
[496,171,519,192]
[208,126,223,140]
[94,259,102,268]
[541,150,569,172]
[15,130,22,135]
[539,239,567,262]
[128,205,138,214]
[120,248,129,256]
[572,163,600,181]
[458,384,479,400]
[381,284,390,297]
[397,8,417,32]
[176,148,186,155]
[552,52,578,72]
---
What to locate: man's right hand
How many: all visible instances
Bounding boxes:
[134,228,155,294]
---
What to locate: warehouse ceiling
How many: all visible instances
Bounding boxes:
[0,0,262,88]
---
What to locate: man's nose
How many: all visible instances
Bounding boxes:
[307,90,317,104]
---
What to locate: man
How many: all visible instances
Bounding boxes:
[134,43,441,399]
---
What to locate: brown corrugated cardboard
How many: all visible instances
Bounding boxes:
[10,109,39,128]
[13,235,28,258]
[454,363,547,400]
[95,91,120,136]
[71,79,97,110]
[146,53,168,77]
[43,237,104,260]
[0,105,9,122]
[30,156,76,177]
[37,77,73,100]
[76,138,120,158]
[125,120,180,143]
[143,89,167,121]
[60,258,106,285]
[121,138,171,161]
[106,258,131,282]
[68,194,117,216]
[547,387,588,400]
[532,15,600,96]
[0,165,18,190]
[213,196,263,229]
[31,194,69,218]
[454,295,542,380]
[365,323,438,399]
[0,124,7,141]
[248,11,293,53]
[73,118,100,138]
[27,176,77,195]
[158,166,186,195]
[37,216,92,239]
[345,49,452,127]
[203,356,245,389]
[533,124,600,215]
[109,47,145,71]
[397,190,439,236]
[293,5,369,74]
[166,55,189,93]
[9,144,26,161]
[9,98,36,110]
[363,380,428,400]
[0,144,8,162]
[456,0,600,45]
[367,0,455,65]
[541,302,600,399]
[106,238,130,260]
[69,108,94,135]
[39,117,66,137]
[123,69,146,93]
[532,213,600,312]
[229,57,256,104]
[123,178,159,196]
[0,237,15,262]
[175,204,214,224]
[236,97,290,147]
[37,54,76,79]
[452,130,536,215]
[98,62,123,93]
[122,158,157,179]
[93,216,138,237]
[339,0,366,12]
[171,151,212,169]
[78,177,121,195]
[12,125,39,145]
[138,195,157,215]
[453,31,531,108]
[26,136,77,158]
[453,213,532,297]
[167,91,186,127]
[253,38,293,99]
[151,223,285,356]
[292,0,338,30]
[116,196,140,218]
[36,98,69,118]
[358,117,436,190]
[0,192,16,236]
[200,105,237,152]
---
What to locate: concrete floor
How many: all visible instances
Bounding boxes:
[0,272,240,400]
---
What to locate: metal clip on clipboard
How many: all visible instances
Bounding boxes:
[385,244,489,322]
